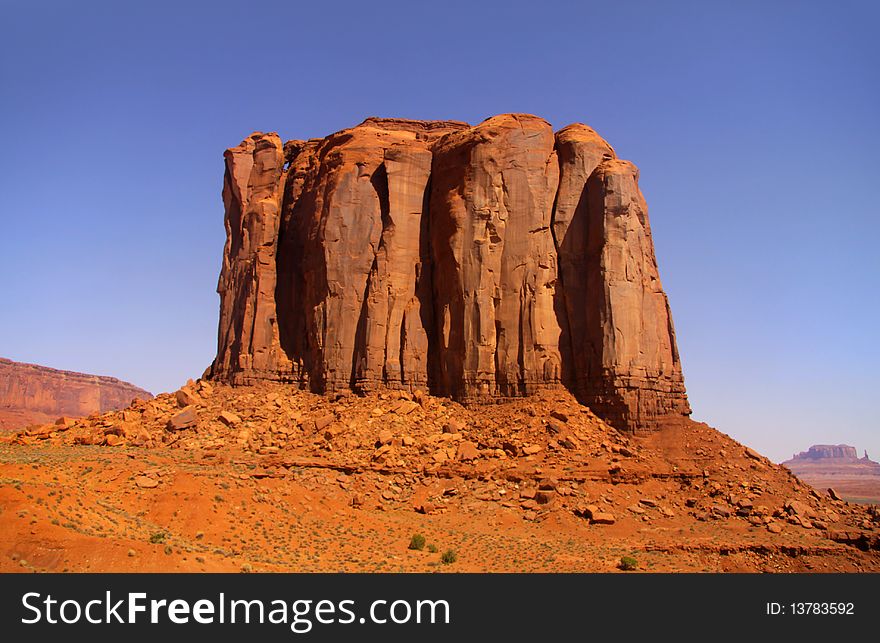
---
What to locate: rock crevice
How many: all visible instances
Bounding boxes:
[209,114,690,432]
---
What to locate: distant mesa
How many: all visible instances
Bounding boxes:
[0,357,152,431]
[782,444,880,504]
[207,114,691,434]
[789,444,863,462]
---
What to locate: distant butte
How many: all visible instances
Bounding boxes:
[0,357,152,431]
[208,114,690,434]
[783,445,880,504]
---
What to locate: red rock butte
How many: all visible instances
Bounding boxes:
[207,114,691,434]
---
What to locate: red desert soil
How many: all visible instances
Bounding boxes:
[1,381,878,573]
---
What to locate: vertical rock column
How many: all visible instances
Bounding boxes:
[212,132,289,384]
[277,120,462,393]
[356,143,434,391]
[581,159,690,432]
[300,130,387,392]
[552,124,616,388]
[430,114,563,399]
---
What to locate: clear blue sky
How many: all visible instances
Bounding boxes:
[2,0,877,462]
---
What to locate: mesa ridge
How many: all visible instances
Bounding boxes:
[209,114,690,433]
[0,357,152,431]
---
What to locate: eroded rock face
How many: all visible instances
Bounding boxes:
[209,114,690,432]
[271,119,467,393]
[430,114,562,400]
[553,124,616,388]
[0,357,152,430]
[214,132,289,382]
[579,159,690,431]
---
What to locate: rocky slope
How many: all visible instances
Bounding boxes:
[783,445,880,504]
[2,381,877,572]
[0,357,152,431]
[208,115,689,433]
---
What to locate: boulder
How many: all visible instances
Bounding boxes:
[218,410,241,426]
[456,441,480,461]
[591,512,616,525]
[167,406,197,431]
[134,476,159,489]
[377,429,394,446]
[175,388,199,408]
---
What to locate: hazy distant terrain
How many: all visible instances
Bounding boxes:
[782,445,880,504]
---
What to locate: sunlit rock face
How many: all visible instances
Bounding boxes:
[209,115,690,433]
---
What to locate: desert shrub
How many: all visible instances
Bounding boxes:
[408,534,426,551]
[619,556,638,571]
[441,549,458,565]
[149,532,167,544]
[427,543,438,553]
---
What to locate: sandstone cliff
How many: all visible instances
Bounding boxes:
[209,114,690,433]
[0,357,152,430]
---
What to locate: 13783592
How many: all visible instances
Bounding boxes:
[767,602,855,615]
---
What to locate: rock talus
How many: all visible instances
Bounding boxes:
[209,114,690,432]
